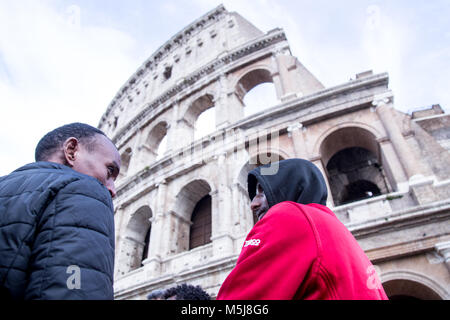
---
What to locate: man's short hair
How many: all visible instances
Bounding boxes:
[35,122,106,162]
[163,284,211,300]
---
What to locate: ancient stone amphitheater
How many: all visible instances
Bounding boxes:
[98,5,450,299]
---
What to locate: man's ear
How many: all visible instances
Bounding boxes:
[63,137,80,167]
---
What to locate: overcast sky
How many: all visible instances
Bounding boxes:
[1,0,449,176]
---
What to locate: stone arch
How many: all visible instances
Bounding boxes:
[235,67,274,101]
[234,67,279,116]
[119,147,133,178]
[185,93,215,125]
[171,178,214,252]
[315,122,383,165]
[179,93,216,142]
[318,125,392,206]
[119,205,153,273]
[142,120,169,161]
[173,178,213,221]
[381,270,448,300]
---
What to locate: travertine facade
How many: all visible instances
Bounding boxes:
[98,5,450,300]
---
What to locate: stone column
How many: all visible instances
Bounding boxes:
[216,74,244,129]
[211,153,234,257]
[373,93,438,204]
[164,103,179,155]
[377,137,409,192]
[274,50,299,101]
[435,241,450,273]
[287,122,308,159]
[373,93,423,182]
[143,181,167,276]
[168,101,195,151]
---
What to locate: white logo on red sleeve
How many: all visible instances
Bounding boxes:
[244,239,261,247]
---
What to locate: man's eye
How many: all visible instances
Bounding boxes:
[107,166,114,176]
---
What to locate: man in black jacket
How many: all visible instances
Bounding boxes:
[0,123,120,299]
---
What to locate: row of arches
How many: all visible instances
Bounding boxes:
[122,122,395,222]
[119,178,215,273]
[121,128,392,205]
[118,68,280,177]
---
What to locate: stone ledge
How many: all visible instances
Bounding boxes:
[366,235,450,263]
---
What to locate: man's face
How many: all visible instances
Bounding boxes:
[250,182,269,221]
[70,134,121,198]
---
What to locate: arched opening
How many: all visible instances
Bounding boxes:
[326,147,388,205]
[341,180,381,204]
[184,94,216,141]
[122,206,152,272]
[243,83,279,117]
[144,121,168,162]
[156,134,168,160]
[189,195,212,249]
[173,179,212,253]
[236,69,279,117]
[119,147,132,179]
[141,225,151,266]
[195,107,215,140]
[320,127,392,206]
[383,279,443,300]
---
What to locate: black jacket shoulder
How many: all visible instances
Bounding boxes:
[0,162,115,300]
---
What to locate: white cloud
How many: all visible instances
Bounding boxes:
[0,0,139,175]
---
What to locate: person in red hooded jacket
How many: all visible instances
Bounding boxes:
[217,158,388,300]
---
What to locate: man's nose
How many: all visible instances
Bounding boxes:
[106,181,117,198]
[250,198,260,211]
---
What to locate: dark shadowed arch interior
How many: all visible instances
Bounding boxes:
[119,147,132,178]
[326,147,389,206]
[173,179,213,252]
[383,279,443,300]
[189,195,212,249]
[126,205,152,271]
[320,127,393,206]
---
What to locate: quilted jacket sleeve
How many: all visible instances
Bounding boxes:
[24,178,115,300]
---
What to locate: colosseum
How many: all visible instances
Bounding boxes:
[97,5,450,300]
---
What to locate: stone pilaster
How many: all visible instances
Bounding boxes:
[287,122,308,159]
[216,74,244,129]
[274,50,299,101]
[211,153,234,257]
[373,93,422,182]
[148,181,167,261]
[373,93,437,204]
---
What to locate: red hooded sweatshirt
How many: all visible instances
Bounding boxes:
[217,159,388,300]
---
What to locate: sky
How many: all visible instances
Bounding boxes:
[0,0,449,176]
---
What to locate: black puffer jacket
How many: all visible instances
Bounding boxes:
[0,162,115,299]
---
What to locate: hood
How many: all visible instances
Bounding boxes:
[247,158,328,208]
